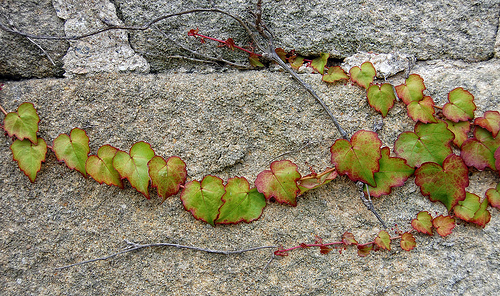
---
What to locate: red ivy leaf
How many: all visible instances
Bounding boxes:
[415,154,469,211]
[400,232,416,251]
[311,52,329,75]
[224,38,236,50]
[255,160,301,206]
[445,120,470,147]
[342,232,358,245]
[357,244,373,257]
[485,183,500,210]
[442,87,476,122]
[474,111,500,137]
[432,215,455,237]
[366,83,396,117]
[374,230,391,251]
[297,167,337,195]
[330,130,382,187]
[461,127,500,171]
[322,66,349,83]
[148,155,187,202]
[349,62,376,89]
[411,211,433,235]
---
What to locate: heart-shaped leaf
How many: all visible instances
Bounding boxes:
[432,215,455,237]
[3,102,39,143]
[445,120,470,147]
[180,175,225,226]
[453,192,481,222]
[297,167,337,195]
[255,160,301,206]
[149,156,187,201]
[374,230,391,251]
[394,121,454,167]
[411,211,433,235]
[86,145,123,188]
[460,127,500,171]
[400,232,416,251]
[289,55,304,70]
[366,147,414,197]
[442,87,476,122]
[395,75,437,123]
[349,62,376,89]
[216,177,266,224]
[415,154,469,211]
[113,141,155,199]
[10,138,47,182]
[366,83,396,117]
[474,111,500,137]
[322,66,349,83]
[52,128,90,177]
[470,197,491,227]
[406,96,437,123]
[330,130,382,187]
[342,232,358,245]
[311,52,329,75]
[486,183,500,210]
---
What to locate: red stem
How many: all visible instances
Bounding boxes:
[189,31,261,56]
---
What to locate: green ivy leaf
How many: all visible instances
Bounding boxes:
[289,55,304,70]
[255,160,301,206]
[395,75,437,123]
[460,127,500,171]
[86,145,123,188]
[453,192,481,222]
[311,52,329,75]
[415,154,469,211]
[297,167,337,195]
[149,156,187,202]
[411,211,433,235]
[52,128,90,177]
[322,66,349,83]
[485,183,500,210]
[113,141,155,199]
[216,177,266,224]
[471,197,491,228]
[406,96,437,123]
[442,87,476,122]
[349,62,376,89]
[400,232,416,251]
[180,175,225,226]
[394,121,454,167]
[330,130,382,187]
[366,147,414,197]
[474,111,500,137]
[374,230,391,251]
[445,120,470,147]
[432,215,455,237]
[366,83,396,117]
[249,53,264,67]
[10,138,47,182]
[3,102,40,143]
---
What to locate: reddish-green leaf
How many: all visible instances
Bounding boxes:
[394,121,454,167]
[366,83,396,117]
[342,232,358,245]
[149,156,187,201]
[3,102,39,143]
[471,197,491,227]
[374,230,391,250]
[52,128,90,177]
[415,154,469,211]
[445,120,470,147]
[442,87,476,122]
[86,145,123,188]
[406,96,438,123]
[432,215,455,237]
[180,175,225,226]
[400,232,416,251]
[216,177,266,224]
[113,141,155,199]
[474,111,500,137]
[10,138,47,182]
[322,66,349,83]
[297,167,337,195]
[311,52,329,75]
[366,147,414,197]
[357,244,373,257]
[395,75,437,123]
[496,147,500,173]
[275,48,287,62]
[249,53,264,67]
[453,192,481,222]
[255,160,301,206]
[330,130,382,187]
[289,55,304,70]
[349,62,376,89]
[411,211,433,235]
[486,183,500,210]
[461,127,500,171]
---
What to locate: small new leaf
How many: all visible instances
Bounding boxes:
[485,183,500,210]
[216,177,266,224]
[149,156,187,202]
[52,128,90,177]
[374,230,391,251]
[367,83,396,117]
[289,55,304,70]
[400,232,416,251]
[86,145,123,188]
[180,175,225,226]
[357,244,373,257]
[330,130,382,187]
[322,66,349,83]
[297,167,337,195]
[432,215,455,237]
[249,53,264,67]
[4,102,39,143]
[255,160,301,206]
[415,154,469,211]
[349,62,376,89]
[411,211,433,235]
[113,141,155,199]
[275,48,287,62]
[474,111,500,137]
[10,138,47,182]
[442,87,476,122]
[342,232,358,245]
[311,52,329,75]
